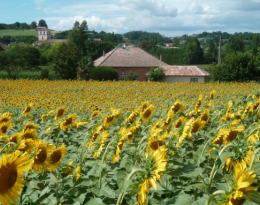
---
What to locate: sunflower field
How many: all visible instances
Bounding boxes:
[1,79,260,205]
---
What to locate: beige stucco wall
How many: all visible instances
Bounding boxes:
[163,76,207,83]
[38,31,51,41]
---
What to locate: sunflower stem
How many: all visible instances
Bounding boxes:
[198,139,211,167]
[116,169,146,205]
[205,190,226,205]
[98,140,115,188]
[249,148,260,171]
[0,142,17,153]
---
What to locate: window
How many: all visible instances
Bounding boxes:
[190,78,198,83]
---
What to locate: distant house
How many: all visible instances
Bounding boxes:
[33,27,68,46]
[92,38,102,42]
[160,66,210,83]
[165,43,174,47]
[94,46,169,81]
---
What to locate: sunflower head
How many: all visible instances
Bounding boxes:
[141,101,150,111]
[24,123,38,131]
[60,113,76,131]
[91,111,101,119]
[0,122,11,134]
[0,116,11,124]
[64,161,74,175]
[22,105,32,116]
[103,114,116,129]
[141,105,155,123]
[19,129,37,141]
[170,100,184,113]
[0,151,30,205]
[47,143,68,172]
[200,109,210,124]
[55,107,67,120]
[18,139,35,153]
[174,116,185,129]
[209,90,216,100]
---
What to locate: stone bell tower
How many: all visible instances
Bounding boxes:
[38,27,51,41]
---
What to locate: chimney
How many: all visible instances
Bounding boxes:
[103,50,105,57]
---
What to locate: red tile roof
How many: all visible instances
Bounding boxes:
[94,46,169,67]
[161,66,210,76]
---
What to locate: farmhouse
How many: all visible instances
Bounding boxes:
[160,66,210,83]
[94,45,169,81]
[32,27,68,46]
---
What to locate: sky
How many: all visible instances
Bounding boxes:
[1,0,260,37]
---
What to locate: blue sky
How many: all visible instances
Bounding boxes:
[1,0,260,36]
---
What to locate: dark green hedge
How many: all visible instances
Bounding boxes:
[89,66,118,81]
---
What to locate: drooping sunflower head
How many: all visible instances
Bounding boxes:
[189,119,206,137]
[200,109,210,124]
[209,90,216,100]
[103,114,116,129]
[170,100,184,113]
[0,151,30,205]
[246,130,259,144]
[31,140,55,173]
[9,133,20,144]
[91,111,101,119]
[224,125,245,144]
[55,107,67,120]
[141,105,155,123]
[60,113,76,131]
[0,122,11,134]
[22,105,32,116]
[174,116,186,129]
[41,114,49,121]
[47,143,68,172]
[194,95,203,110]
[125,109,140,124]
[24,123,38,131]
[64,161,74,175]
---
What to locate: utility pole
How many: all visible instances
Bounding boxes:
[218,36,221,64]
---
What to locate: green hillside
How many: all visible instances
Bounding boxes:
[0,29,38,37]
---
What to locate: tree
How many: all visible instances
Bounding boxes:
[205,40,217,63]
[138,40,150,51]
[77,56,93,80]
[207,52,260,82]
[0,45,40,79]
[183,37,204,64]
[252,34,260,56]
[227,35,244,53]
[0,44,4,51]
[38,19,48,28]
[68,21,88,54]
[147,67,165,81]
[30,21,37,29]
[52,42,82,79]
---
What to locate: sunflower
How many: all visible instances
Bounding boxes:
[19,129,37,140]
[188,119,206,139]
[0,135,10,146]
[225,163,258,204]
[24,123,38,131]
[125,109,140,124]
[41,114,49,121]
[138,149,167,205]
[0,151,30,205]
[0,116,11,124]
[0,122,11,134]
[213,126,245,145]
[22,105,32,116]
[223,148,255,172]
[141,105,155,123]
[174,116,185,129]
[47,143,68,172]
[2,112,15,118]
[76,121,88,128]
[246,130,259,144]
[55,107,67,120]
[9,133,21,144]
[209,90,216,101]
[30,140,55,173]
[60,113,76,131]
[103,114,116,129]
[161,111,174,130]
[18,139,35,153]
[200,109,210,124]
[93,131,110,159]
[241,102,253,120]
[141,101,150,111]
[91,111,100,119]
[112,128,129,163]
[170,100,184,113]
[64,161,74,175]
[194,95,203,111]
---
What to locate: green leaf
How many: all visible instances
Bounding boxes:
[175,194,194,205]
[73,193,86,204]
[244,190,260,204]
[182,168,203,178]
[167,164,197,176]
[210,149,219,159]
[191,196,208,205]
[92,186,116,198]
[117,170,127,189]
[86,198,105,205]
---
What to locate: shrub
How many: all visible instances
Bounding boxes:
[147,67,165,81]
[41,69,49,79]
[89,66,118,81]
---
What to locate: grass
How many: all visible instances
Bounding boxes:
[0,29,38,37]
[0,65,55,75]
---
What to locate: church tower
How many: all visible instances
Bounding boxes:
[38,27,51,41]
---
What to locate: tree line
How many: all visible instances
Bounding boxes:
[0,19,48,30]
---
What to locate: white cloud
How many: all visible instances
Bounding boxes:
[37,0,260,36]
[117,0,177,17]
